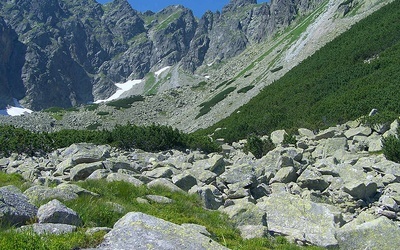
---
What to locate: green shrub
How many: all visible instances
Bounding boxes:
[237,85,255,94]
[360,111,397,129]
[283,133,297,145]
[196,87,236,119]
[191,81,208,90]
[382,126,400,163]
[97,111,110,116]
[106,95,144,109]
[243,135,275,159]
[0,124,220,156]
[85,104,99,111]
[85,123,102,130]
[43,107,65,113]
[270,66,283,73]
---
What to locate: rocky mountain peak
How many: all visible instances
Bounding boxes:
[222,0,257,13]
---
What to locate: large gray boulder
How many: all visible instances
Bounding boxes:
[106,173,144,187]
[24,184,97,204]
[221,200,267,227]
[270,167,298,184]
[344,126,372,139]
[189,185,223,210]
[336,213,400,249]
[192,155,226,175]
[146,178,183,193]
[62,144,110,165]
[0,186,38,227]
[257,193,343,248]
[297,168,330,191]
[70,162,105,181]
[37,199,82,226]
[312,137,348,159]
[172,173,198,191]
[219,164,257,188]
[343,181,377,200]
[95,212,229,250]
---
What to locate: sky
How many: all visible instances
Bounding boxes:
[97,0,269,17]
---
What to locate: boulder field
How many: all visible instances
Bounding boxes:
[1,119,400,249]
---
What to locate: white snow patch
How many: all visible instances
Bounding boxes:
[155,66,171,77]
[95,79,142,103]
[0,98,33,116]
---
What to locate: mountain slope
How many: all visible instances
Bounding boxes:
[199,0,400,142]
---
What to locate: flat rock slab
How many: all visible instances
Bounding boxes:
[95,212,229,250]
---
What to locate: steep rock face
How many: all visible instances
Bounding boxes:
[0,0,324,110]
[181,0,325,71]
[0,17,25,107]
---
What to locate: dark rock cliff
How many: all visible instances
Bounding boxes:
[0,0,324,110]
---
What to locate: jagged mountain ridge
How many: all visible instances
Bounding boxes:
[0,0,324,110]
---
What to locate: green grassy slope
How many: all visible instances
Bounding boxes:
[197,0,400,142]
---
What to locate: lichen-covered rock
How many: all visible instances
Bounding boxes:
[257,193,342,248]
[146,178,183,193]
[219,164,257,188]
[172,173,198,191]
[0,186,38,227]
[189,185,223,210]
[270,167,298,184]
[222,200,267,227]
[144,166,174,179]
[95,212,229,250]
[62,144,110,165]
[192,155,226,175]
[70,162,105,181]
[24,184,97,204]
[145,195,173,204]
[106,173,143,187]
[38,199,82,226]
[343,181,377,200]
[297,168,330,191]
[237,225,269,239]
[336,215,400,250]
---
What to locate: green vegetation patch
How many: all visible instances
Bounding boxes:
[85,123,102,131]
[106,95,145,109]
[97,111,110,116]
[196,0,400,142]
[155,11,182,31]
[0,172,25,189]
[191,81,208,90]
[0,229,105,250]
[0,124,220,157]
[85,104,99,111]
[270,66,283,73]
[216,79,235,90]
[196,87,237,119]
[237,85,255,94]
